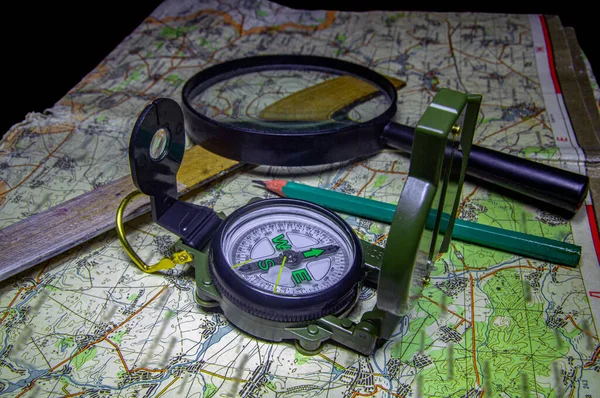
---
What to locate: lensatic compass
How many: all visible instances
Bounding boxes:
[117,55,481,355]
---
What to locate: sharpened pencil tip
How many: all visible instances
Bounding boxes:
[252,180,266,186]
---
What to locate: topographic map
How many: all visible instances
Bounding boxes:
[1,0,599,396]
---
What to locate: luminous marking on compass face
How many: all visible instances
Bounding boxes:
[221,205,355,296]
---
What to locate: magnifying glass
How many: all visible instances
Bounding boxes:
[181,55,588,214]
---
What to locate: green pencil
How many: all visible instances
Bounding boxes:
[253,179,581,267]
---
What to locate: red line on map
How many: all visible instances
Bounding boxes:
[469,274,481,386]
[374,233,388,246]
[421,295,471,325]
[564,314,599,340]
[350,384,402,397]
[62,392,86,397]
[105,338,131,373]
[48,285,169,373]
[358,163,407,175]
[357,172,376,196]
[480,265,546,280]
[590,292,600,299]
[586,205,600,265]
[130,366,167,374]
[475,110,544,144]
[0,127,76,196]
[454,318,466,330]
[456,186,479,217]
[584,345,600,368]
[538,15,561,94]
[451,242,471,271]
[0,288,25,324]
[332,164,357,189]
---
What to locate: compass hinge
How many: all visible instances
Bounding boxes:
[152,195,222,250]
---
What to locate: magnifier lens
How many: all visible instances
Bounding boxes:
[186,68,393,134]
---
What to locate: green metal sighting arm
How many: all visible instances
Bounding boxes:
[366,89,480,340]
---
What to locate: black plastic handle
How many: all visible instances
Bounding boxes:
[381,122,589,215]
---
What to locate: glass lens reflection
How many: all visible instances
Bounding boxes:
[187,69,392,133]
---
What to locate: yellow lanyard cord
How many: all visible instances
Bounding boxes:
[115,190,192,273]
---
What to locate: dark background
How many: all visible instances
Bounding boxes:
[2,1,597,138]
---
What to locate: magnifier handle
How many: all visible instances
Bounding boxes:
[381,122,589,215]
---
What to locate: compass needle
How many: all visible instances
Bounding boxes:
[231,259,252,269]
[273,256,288,294]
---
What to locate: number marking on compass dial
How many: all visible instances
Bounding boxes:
[221,205,355,296]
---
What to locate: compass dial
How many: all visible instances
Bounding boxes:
[209,198,363,322]
[225,209,353,296]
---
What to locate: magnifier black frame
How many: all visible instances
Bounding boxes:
[181,55,398,166]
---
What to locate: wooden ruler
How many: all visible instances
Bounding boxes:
[260,75,406,121]
[0,146,240,282]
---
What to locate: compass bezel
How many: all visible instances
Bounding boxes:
[209,198,364,322]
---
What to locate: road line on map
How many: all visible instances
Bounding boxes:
[475,110,544,144]
[374,233,388,245]
[318,353,347,370]
[480,265,547,280]
[199,368,247,382]
[135,51,152,78]
[156,375,180,398]
[582,320,594,350]
[350,384,402,397]
[0,288,25,324]
[332,166,356,190]
[35,261,49,283]
[583,346,600,368]
[564,315,598,340]
[533,115,551,131]
[357,163,408,175]
[451,242,470,271]
[469,274,481,386]
[15,382,38,398]
[445,19,467,93]
[456,186,479,217]
[421,295,470,325]
[454,319,465,330]
[49,285,168,372]
[357,172,376,197]
[105,338,131,373]
[499,59,540,86]
[62,391,85,398]
[131,366,167,373]
[0,127,76,196]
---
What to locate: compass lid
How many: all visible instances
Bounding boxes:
[376,89,481,317]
